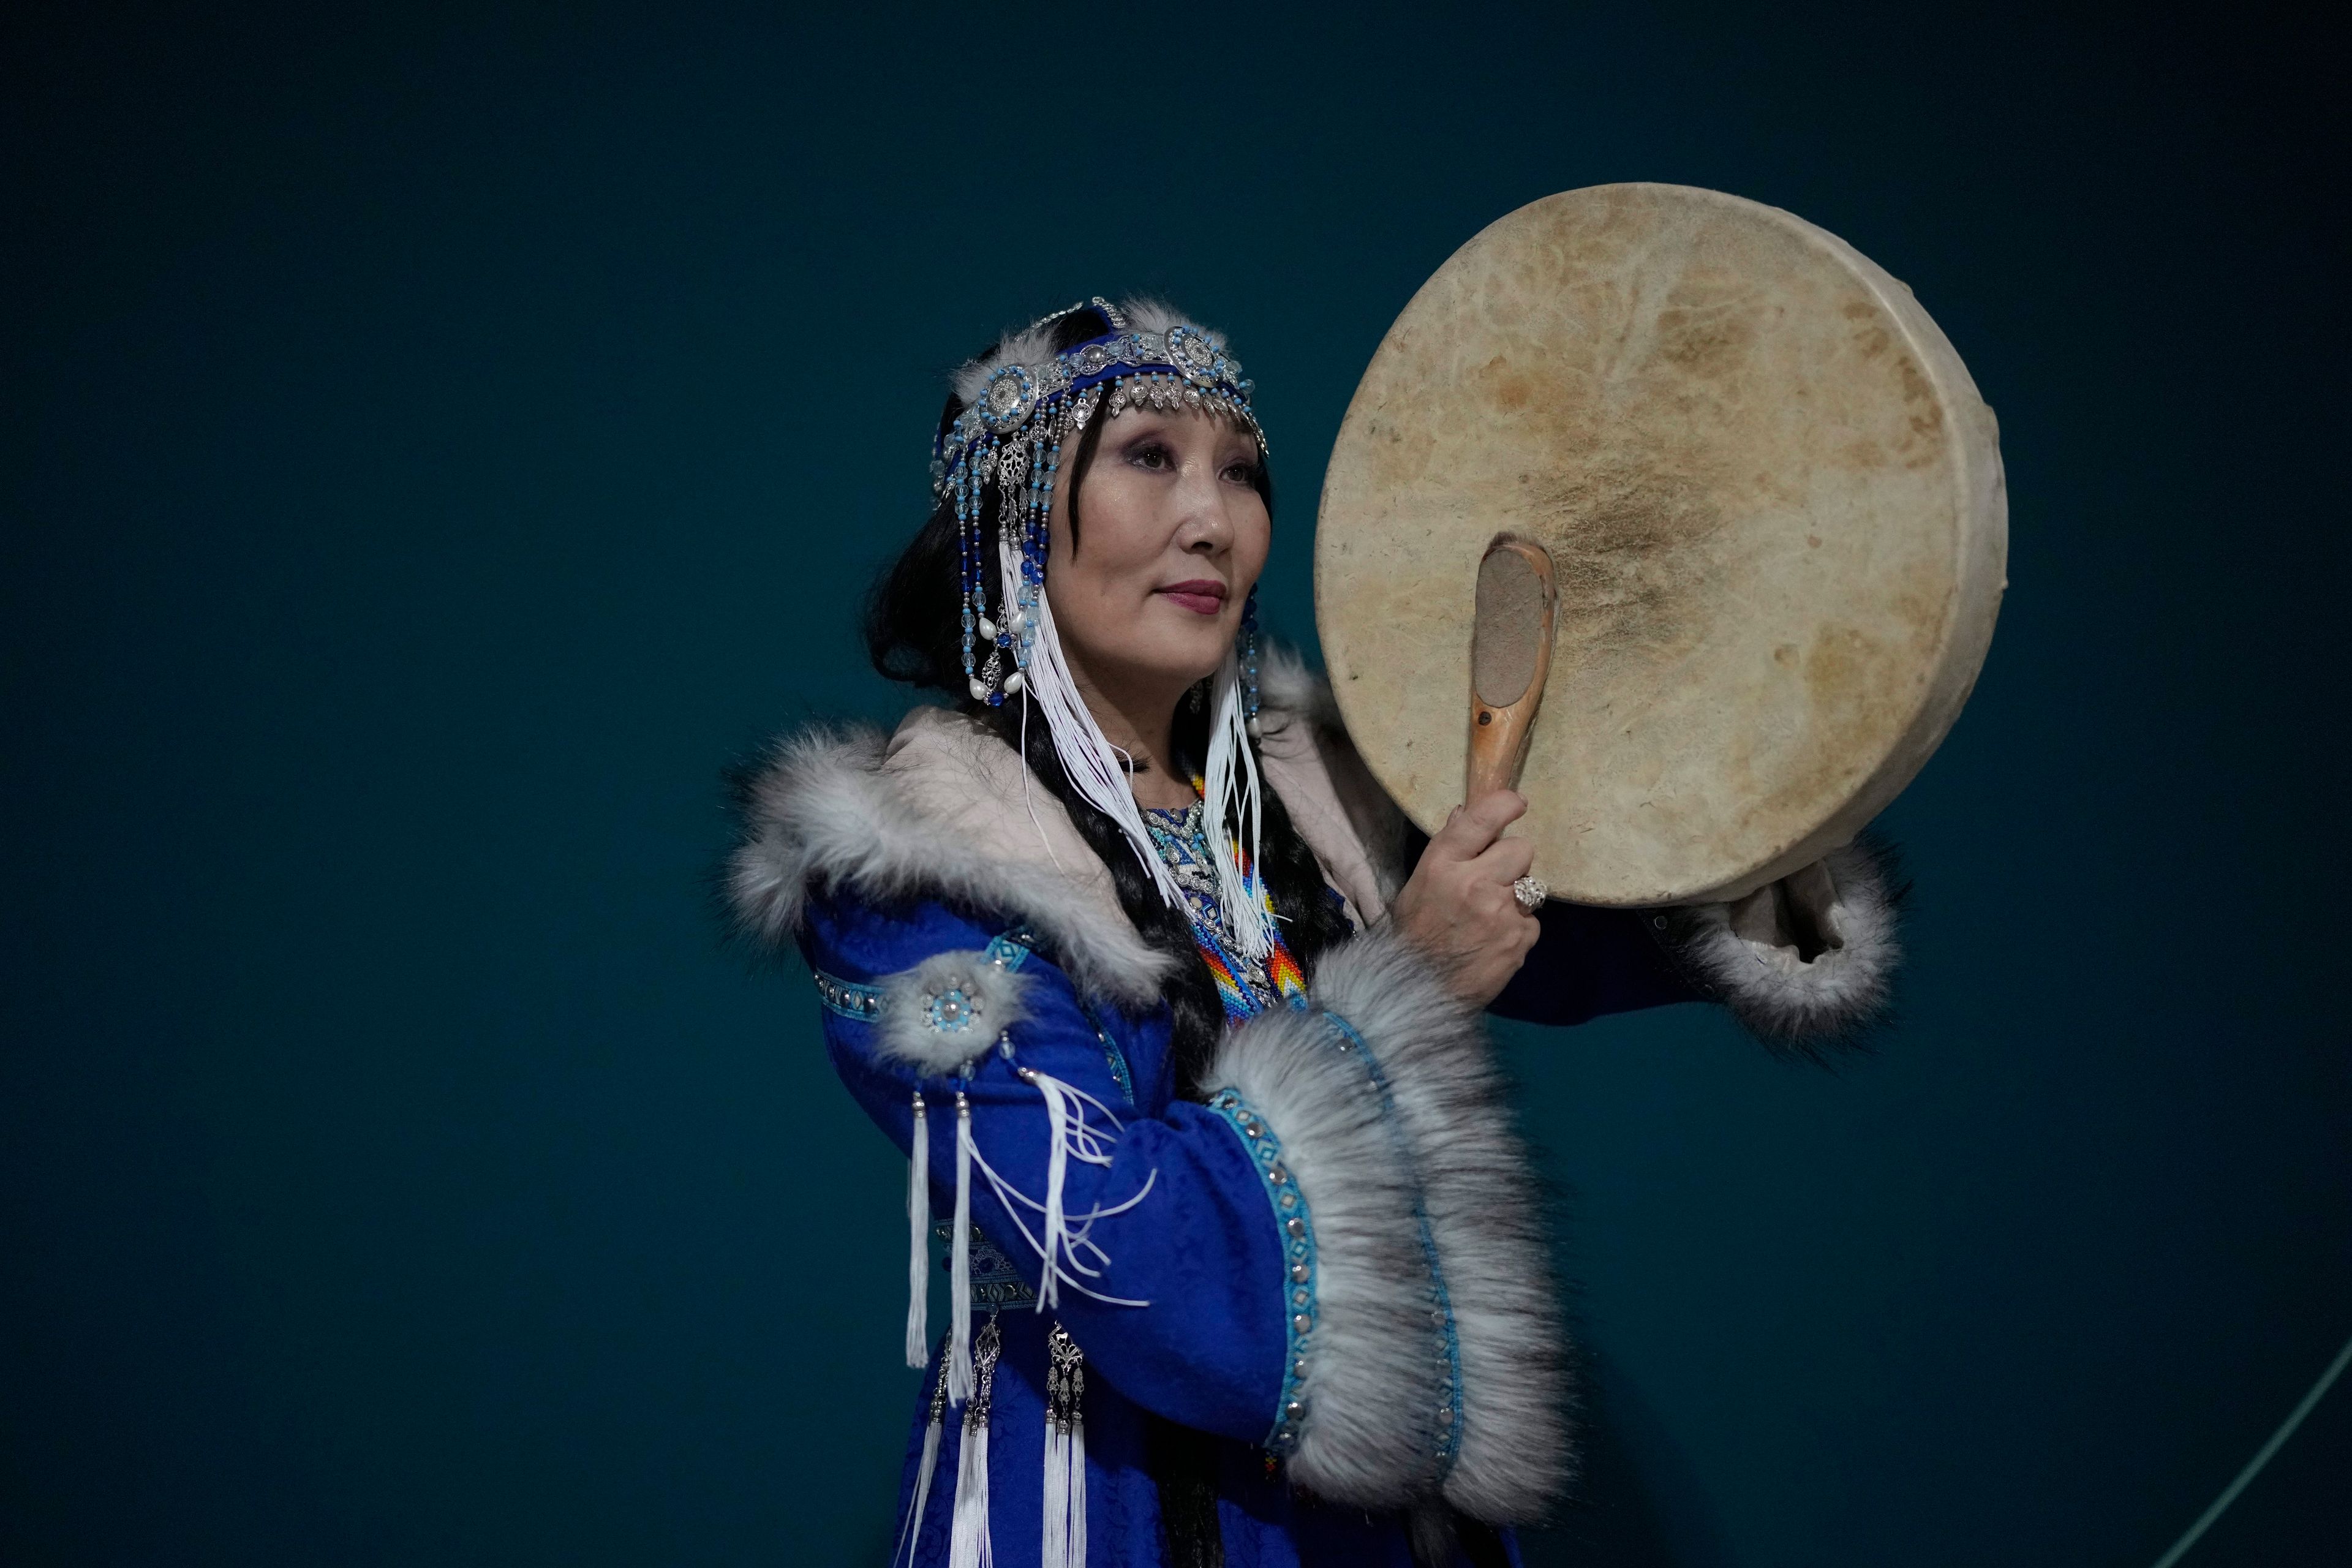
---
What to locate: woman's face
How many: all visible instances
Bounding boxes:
[1045,407,1270,699]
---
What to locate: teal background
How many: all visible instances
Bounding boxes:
[4,4,2346,1564]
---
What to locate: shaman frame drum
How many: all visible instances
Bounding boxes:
[1315,183,2007,907]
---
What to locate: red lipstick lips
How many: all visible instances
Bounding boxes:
[1157,579,1229,616]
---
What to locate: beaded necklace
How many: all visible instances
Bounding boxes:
[1142,789,1309,1023]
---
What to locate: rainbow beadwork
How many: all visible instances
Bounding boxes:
[1144,796,1309,1023]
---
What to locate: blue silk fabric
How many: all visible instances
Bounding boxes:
[801,889,1695,1567]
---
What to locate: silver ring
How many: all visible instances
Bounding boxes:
[1512,876,1547,913]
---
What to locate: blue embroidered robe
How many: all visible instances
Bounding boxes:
[731,665,1904,1567]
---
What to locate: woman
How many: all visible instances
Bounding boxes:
[728,298,1901,1567]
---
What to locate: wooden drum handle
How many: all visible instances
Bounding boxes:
[1468,538,1558,800]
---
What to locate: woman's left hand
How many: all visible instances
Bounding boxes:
[1389,789,1540,1008]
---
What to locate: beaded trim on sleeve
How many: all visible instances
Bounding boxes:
[809,930,1031,1022]
[1077,999,1136,1106]
[1205,1087,1319,1455]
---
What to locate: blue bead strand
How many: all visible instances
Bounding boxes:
[956,458,976,677]
[1242,590,1262,733]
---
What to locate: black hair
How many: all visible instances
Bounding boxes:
[864,303,1351,1096]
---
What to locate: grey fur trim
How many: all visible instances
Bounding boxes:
[950,321,1060,406]
[1254,645,1415,914]
[1660,837,1905,1047]
[726,723,1172,1008]
[1208,929,1570,1521]
[726,659,1400,1009]
[1310,930,1572,1523]
[948,296,1231,407]
[1207,962,1444,1508]
[1114,296,1193,338]
[1256,641,1343,729]
[870,950,1033,1076]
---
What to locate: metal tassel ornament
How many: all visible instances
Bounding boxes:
[946,1314,1002,1568]
[1041,1323,1087,1568]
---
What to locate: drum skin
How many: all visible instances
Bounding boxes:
[1315,184,2007,906]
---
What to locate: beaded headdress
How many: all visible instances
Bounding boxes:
[936,296,1277,959]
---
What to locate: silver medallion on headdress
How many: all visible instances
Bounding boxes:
[935,298,1263,493]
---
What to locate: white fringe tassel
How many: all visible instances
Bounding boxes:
[894,1357,949,1568]
[946,1093,974,1404]
[1063,1419,1087,1568]
[947,1414,992,1568]
[905,1091,930,1368]
[1073,1422,1088,1568]
[947,1317,1000,1568]
[1029,1071,1072,1313]
[971,1068,1154,1308]
[1042,1422,1071,1566]
[902,1420,942,1565]
[1201,647,1272,960]
[999,533,1182,910]
[997,524,1272,968]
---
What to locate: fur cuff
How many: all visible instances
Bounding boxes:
[1209,987,1443,1509]
[1659,836,1907,1049]
[1311,930,1572,1523]
[1208,930,1570,1522]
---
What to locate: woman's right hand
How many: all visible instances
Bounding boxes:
[1388,790,1540,1009]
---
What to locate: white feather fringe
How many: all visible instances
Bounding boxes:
[905,1092,930,1368]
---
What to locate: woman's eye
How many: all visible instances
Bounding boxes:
[1222,461,1260,485]
[1129,443,1172,471]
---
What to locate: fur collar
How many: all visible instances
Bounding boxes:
[726,650,1409,1009]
